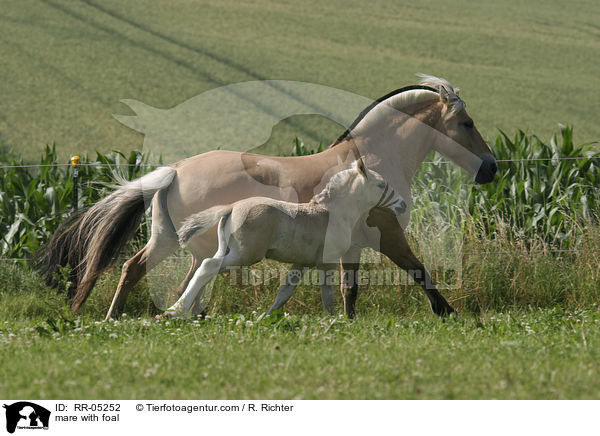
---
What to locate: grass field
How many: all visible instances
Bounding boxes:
[1,226,599,400]
[1,299,598,399]
[2,0,600,161]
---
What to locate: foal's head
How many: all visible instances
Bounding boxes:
[314,159,406,217]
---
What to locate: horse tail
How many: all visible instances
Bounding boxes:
[35,166,177,311]
[177,205,233,247]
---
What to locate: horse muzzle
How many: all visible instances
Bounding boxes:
[475,153,497,184]
[393,199,407,216]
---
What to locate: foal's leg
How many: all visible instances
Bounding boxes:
[175,257,208,316]
[367,208,456,317]
[165,254,225,317]
[165,216,233,317]
[268,264,305,314]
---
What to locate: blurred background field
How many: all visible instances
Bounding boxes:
[1,0,599,161]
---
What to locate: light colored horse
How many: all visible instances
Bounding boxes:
[37,75,497,320]
[165,159,406,317]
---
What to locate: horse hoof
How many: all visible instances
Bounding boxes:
[161,310,181,319]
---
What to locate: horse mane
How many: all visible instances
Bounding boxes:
[331,74,462,146]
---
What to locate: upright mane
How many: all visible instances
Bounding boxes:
[311,163,360,204]
[332,74,462,146]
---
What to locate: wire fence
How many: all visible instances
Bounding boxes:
[2,155,600,170]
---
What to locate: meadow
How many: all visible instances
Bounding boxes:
[1,250,598,399]
[1,303,598,399]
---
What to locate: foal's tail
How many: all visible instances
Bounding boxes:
[177,205,233,247]
[35,167,177,311]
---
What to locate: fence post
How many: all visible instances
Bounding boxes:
[71,156,80,211]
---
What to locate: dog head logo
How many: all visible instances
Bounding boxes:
[3,402,50,434]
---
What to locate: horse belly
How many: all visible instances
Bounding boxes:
[264,227,324,266]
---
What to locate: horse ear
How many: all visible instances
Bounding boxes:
[454,87,460,97]
[356,158,368,179]
[439,86,450,104]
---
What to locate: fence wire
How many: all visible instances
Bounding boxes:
[2,155,600,170]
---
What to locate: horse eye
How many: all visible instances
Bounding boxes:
[463,119,474,129]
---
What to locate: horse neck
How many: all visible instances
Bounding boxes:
[333,100,443,184]
[319,183,373,228]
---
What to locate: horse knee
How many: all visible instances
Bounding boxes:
[202,257,226,273]
[121,258,143,280]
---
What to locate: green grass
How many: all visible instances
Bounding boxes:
[1,240,599,400]
[2,0,600,161]
[1,308,598,399]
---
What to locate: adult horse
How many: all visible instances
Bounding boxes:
[37,75,497,320]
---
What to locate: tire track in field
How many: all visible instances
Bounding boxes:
[80,0,267,83]
[0,32,114,109]
[38,0,332,146]
[78,0,346,144]
[39,0,224,87]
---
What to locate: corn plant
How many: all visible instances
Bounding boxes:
[286,137,323,156]
[0,145,160,259]
[395,125,599,248]
[469,125,599,246]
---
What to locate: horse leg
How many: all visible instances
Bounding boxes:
[105,189,180,321]
[318,263,337,315]
[166,215,234,317]
[173,257,208,316]
[367,209,456,317]
[175,258,200,297]
[339,247,362,318]
[165,253,226,317]
[105,232,179,321]
[268,264,305,314]
[320,282,335,315]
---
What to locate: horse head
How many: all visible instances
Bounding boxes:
[348,159,407,217]
[419,74,498,184]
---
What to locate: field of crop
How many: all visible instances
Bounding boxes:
[2,0,600,161]
[1,0,600,403]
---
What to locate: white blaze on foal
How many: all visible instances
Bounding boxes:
[165,159,406,317]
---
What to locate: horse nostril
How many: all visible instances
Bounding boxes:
[395,200,407,214]
[490,162,498,174]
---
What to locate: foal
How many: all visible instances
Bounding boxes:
[164,160,406,317]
